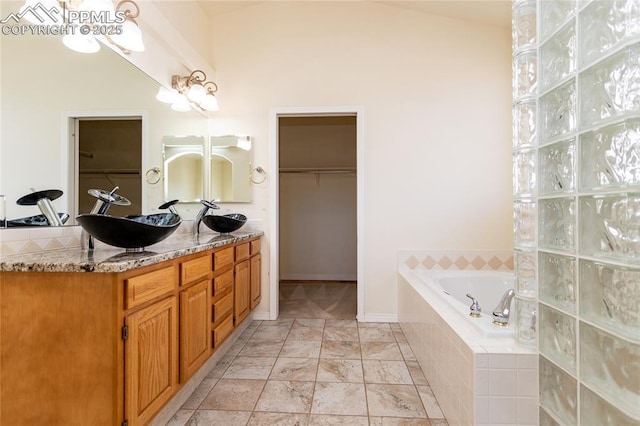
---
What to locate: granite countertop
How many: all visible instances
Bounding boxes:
[0,231,264,273]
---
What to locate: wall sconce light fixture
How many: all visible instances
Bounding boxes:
[19,0,144,54]
[156,70,220,112]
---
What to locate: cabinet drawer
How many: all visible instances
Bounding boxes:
[212,292,233,324]
[250,239,261,255]
[213,247,234,272]
[213,269,233,298]
[125,265,176,310]
[180,255,211,285]
[235,243,250,261]
[213,315,234,348]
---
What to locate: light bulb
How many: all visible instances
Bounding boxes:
[187,84,206,103]
[171,95,191,112]
[63,32,100,54]
[156,86,178,103]
[200,94,219,112]
[110,19,144,52]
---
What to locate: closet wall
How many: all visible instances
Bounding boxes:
[279,116,357,281]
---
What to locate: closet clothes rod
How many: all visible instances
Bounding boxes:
[279,167,356,174]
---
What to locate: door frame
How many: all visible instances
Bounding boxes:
[62,110,148,221]
[268,106,365,321]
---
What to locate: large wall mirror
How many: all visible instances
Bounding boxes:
[210,136,252,202]
[0,1,208,225]
[163,136,205,203]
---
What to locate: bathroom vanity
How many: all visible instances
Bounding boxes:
[0,232,262,426]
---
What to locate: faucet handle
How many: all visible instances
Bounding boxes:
[201,199,220,210]
[466,294,482,318]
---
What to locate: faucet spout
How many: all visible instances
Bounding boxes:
[492,288,516,326]
[193,199,220,236]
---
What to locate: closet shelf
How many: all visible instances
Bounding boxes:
[279,167,356,174]
[79,169,141,175]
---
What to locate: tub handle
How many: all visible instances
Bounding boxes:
[466,294,482,318]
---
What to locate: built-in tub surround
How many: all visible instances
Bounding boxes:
[398,250,537,426]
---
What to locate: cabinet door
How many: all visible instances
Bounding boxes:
[250,253,261,310]
[179,280,212,383]
[125,296,178,426]
[234,259,250,325]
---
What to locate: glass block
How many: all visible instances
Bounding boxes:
[540,0,575,42]
[540,355,578,425]
[580,259,640,340]
[539,139,576,195]
[516,249,537,298]
[580,0,640,66]
[513,1,537,51]
[580,44,640,128]
[579,194,640,262]
[514,149,537,197]
[539,197,576,251]
[513,100,537,149]
[513,50,538,99]
[580,119,640,190]
[539,407,562,426]
[540,21,576,91]
[540,80,576,143]
[580,322,640,418]
[581,385,640,426]
[539,252,577,313]
[514,200,537,247]
[514,297,537,346]
[539,304,576,373]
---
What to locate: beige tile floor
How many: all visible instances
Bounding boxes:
[279,282,358,319]
[167,319,449,426]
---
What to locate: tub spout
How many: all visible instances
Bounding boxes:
[492,288,515,326]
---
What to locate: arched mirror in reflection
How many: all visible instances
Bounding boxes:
[163,136,205,202]
[210,136,252,202]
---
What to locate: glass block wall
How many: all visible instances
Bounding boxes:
[513,0,640,424]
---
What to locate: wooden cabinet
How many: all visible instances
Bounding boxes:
[0,236,262,426]
[250,253,262,310]
[125,296,178,426]
[234,258,251,326]
[179,279,211,383]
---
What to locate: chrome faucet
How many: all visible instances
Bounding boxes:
[82,187,131,250]
[193,199,220,236]
[466,294,482,318]
[492,288,516,326]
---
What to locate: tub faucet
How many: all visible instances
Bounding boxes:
[193,199,220,236]
[466,294,481,318]
[492,288,516,326]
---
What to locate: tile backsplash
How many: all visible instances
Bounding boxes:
[398,250,514,271]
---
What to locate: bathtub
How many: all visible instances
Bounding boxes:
[412,269,515,338]
[398,264,538,426]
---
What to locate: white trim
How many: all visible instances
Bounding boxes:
[280,274,357,282]
[62,110,149,220]
[251,312,272,321]
[269,106,365,322]
[362,314,399,323]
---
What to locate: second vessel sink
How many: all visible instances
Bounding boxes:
[202,213,247,234]
[76,213,181,251]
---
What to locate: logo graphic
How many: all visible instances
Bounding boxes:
[0,3,60,24]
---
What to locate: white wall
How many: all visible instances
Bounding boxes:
[279,116,357,281]
[208,2,513,319]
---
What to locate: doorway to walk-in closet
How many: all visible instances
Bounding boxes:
[278,115,358,319]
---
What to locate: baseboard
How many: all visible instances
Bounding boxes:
[252,312,272,321]
[280,273,357,282]
[361,313,399,323]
